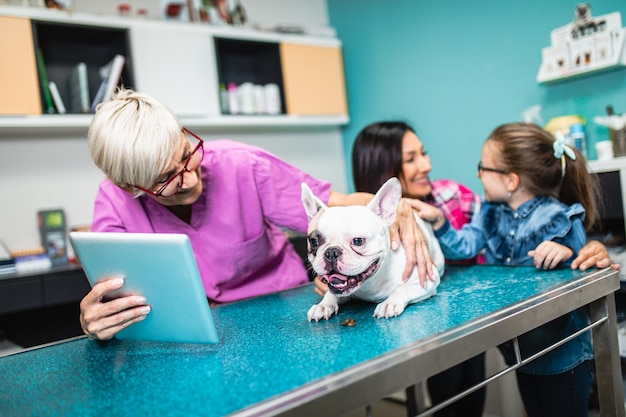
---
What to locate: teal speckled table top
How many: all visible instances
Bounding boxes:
[0,265,616,416]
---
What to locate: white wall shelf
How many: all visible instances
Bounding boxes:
[0,114,349,136]
[588,155,626,173]
[537,59,626,85]
[537,13,626,85]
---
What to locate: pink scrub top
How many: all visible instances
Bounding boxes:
[91,140,332,303]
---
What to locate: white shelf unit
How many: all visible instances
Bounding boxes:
[537,13,626,84]
[0,114,350,136]
[589,156,626,174]
[0,5,349,133]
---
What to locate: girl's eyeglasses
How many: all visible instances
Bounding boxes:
[477,161,506,175]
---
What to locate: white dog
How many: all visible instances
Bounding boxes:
[302,178,445,321]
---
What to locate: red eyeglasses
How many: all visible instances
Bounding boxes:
[134,128,205,198]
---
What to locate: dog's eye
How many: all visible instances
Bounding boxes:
[308,237,319,248]
[352,237,364,246]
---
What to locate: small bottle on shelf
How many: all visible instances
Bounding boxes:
[264,83,281,115]
[234,0,246,26]
[227,83,239,114]
[117,3,131,17]
[570,123,587,158]
[136,8,149,18]
[219,83,229,114]
[606,105,616,145]
[253,85,266,114]
[238,82,254,114]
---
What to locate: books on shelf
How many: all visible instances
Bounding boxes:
[48,81,66,114]
[90,54,125,112]
[68,62,90,114]
[35,49,55,114]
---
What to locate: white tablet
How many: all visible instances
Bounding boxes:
[69,232,219,344]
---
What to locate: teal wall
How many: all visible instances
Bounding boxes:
[327,0,626,194]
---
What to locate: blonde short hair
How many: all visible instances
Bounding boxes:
[88,88,183,189]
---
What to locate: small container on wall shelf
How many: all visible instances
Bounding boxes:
[545,115,586,155]
[570,122,587,157]
[593,107,626,158]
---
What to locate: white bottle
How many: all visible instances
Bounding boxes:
[227,83,239,115]
[238,82,254,114]
[264,84,281,115]
[253,85,266,114]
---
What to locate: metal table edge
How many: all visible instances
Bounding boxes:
[232,267,620,417]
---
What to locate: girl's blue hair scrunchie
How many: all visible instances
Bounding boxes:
[553,131,576,161]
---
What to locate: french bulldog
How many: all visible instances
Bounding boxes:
[302,177,445,321]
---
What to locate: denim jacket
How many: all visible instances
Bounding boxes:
[435,195,593,375]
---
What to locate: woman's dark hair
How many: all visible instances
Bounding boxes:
[351,121,415,194]
[487,122,600,230]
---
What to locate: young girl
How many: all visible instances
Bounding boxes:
[420,122,599,417]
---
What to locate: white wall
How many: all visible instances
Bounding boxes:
[0,0,347,252]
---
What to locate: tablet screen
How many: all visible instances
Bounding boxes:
[70,232,219,344]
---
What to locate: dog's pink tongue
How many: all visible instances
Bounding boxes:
[323,274,347,285]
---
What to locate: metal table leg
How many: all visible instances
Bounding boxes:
[590,292,625,417]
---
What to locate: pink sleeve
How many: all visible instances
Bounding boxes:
[251,150,331,233]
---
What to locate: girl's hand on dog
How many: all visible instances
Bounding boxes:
[405,198,446,230]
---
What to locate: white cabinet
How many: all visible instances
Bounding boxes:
[0,5,349,133]
[131,22,217,118]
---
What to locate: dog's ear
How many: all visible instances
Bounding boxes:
[367,178,402,225]
[301,182,327,220]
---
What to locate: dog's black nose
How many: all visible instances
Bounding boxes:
[324,247,341,263]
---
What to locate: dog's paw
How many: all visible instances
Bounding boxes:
[307,303,339,321]
[373,300,406,319]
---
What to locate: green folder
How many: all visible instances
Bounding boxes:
[35,48,55,114]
